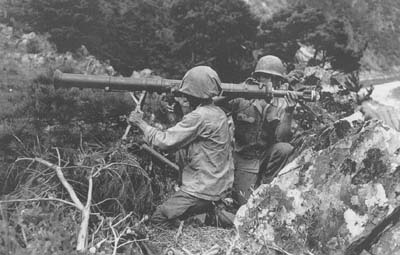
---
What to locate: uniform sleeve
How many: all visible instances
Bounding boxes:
[143,111,202,151]
[229,98,241,113]
[265,98,293,142]
[214,97,240,114]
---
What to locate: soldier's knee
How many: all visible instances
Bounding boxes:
[151,205,181,228]
[151,206,168,225]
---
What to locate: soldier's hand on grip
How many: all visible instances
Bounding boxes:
[128,111,144,126]
[285,91,298,112]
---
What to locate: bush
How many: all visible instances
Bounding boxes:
[257,4,364,72]
[25,38,41,54]
[169,0,259,81]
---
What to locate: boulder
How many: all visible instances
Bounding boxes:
[235,120,400,255]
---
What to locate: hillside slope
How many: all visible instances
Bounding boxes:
[247,0,400,72]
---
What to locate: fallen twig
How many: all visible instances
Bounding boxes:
[17,157,84,210]
[203,244,220,255]
[182,247,195,255]
[175,221,184,243]
[112,212,133,228]
[264,244,294,255]
[226,231,240,255]
[16,148,93,252]
[0,198,79,209]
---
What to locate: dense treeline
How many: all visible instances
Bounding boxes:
[1,0,364,80]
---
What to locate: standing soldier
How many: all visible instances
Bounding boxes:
[129,66,234,228]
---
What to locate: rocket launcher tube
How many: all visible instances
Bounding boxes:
[54,70,318,102]
[53,70,181,92]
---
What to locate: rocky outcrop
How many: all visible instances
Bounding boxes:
[235,120,400,255]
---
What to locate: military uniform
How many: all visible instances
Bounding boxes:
[136,66,234,228]
[229,97,294,205]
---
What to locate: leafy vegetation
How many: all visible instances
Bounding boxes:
[0,0,366,78]
[256,5,325,63]
[256,5,363,72]
[169,0,258,81]
[298,0,400,71]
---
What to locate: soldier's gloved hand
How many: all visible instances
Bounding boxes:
[128,111,145,127]
[285,91,298,113]
[134,136,146,145]
[160,93,180,112]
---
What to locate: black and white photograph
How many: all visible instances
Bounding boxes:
[0,0,399,254]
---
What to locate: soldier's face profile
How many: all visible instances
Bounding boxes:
[256,73,281,89]
[257,74,272,84]
[174,96,192,115]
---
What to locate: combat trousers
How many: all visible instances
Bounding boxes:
[233,142,293,206]
[151,190,212,228]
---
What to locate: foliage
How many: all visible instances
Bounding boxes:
[1,203,80,255]
[306,18,363,72]
[101,0,174,76]
[27,0,103,52]
[25,38,42,54]
[298,0,400,70]
[0,142,179,253]
[257,4,363,72]
[169,0,258,81]
[1,0,368,76]
[256,5,325,63]
[1,0,259,80]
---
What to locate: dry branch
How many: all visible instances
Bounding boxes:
[17,157,84,210]
[264,244,294,255]
[16,153,94,252]
[108,213,139,255]
[0,198,80,209]
[175,221,184,243]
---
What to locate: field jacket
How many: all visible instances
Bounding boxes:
[228,97,290,173]
[143,104,234,201]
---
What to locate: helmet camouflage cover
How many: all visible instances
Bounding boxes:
[178,66,222,99]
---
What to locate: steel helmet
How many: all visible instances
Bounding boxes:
[254,55,285,78]
[178,66,221,99]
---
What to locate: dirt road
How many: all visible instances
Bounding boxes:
[370,81,400,108]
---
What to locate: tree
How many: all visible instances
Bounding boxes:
[3,0,260,79]
[256,5,325,63]
[102,0,174,76]
[169,0,259,82]
[257,4,364,72]
[26,0,104,51]
[306,18,363,72]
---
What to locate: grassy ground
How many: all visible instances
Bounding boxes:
[148,225,237,254]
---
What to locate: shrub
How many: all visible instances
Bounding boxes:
[25,38,41,54]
